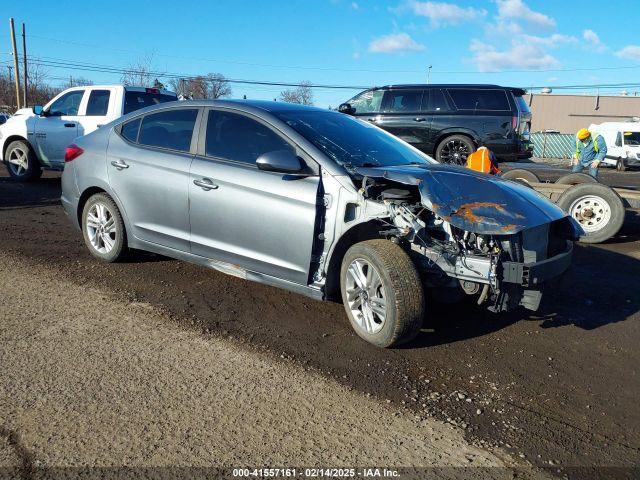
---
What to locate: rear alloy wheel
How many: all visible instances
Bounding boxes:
[82,193,127,262]
[340,240,424,348]
[436,135,476,165]
[5,140,42,181]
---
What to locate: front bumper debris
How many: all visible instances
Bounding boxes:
[501,241,573,287]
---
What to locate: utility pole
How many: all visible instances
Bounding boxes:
[21,22,27,107]
[7,66,14,110]
[9,18,21,109]
[427,65,432,84]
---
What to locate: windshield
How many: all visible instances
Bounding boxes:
[276,111,434,169]
[623,131,640,146]
[124,91,177,115]
[347,89,384,114]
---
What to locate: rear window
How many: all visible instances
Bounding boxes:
[514,94,530,114]
[124,91,177,115]
[138,109,198,152]
[120,117,141,143]
[447,89,511,111]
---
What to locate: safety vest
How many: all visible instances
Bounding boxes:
[576,132,600,154]
[465,147,501,175]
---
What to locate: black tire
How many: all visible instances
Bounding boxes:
[501,169,540,185]
[616,158,627,172]
[81,193,128,262]
[555,172,598,185]
[340,239,424,348]
[4,139,42,182]
[435,135,476,165]
[556,183,625,244]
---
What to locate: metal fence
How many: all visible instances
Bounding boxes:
[531,132,575,159]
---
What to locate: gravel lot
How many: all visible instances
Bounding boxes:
[1,167,639,479]
[0,249,526,478]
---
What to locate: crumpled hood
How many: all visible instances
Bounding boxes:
[355,164,567,235]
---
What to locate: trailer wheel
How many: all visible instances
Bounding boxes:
[616,158,627,172]
[555,172,598,185]
[501,169,540,185]
[557,183,625,244]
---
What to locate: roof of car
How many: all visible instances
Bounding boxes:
[170,99,332,113]
[375,84,513,89]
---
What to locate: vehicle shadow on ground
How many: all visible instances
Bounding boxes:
[405,240,640,348]
[0,176,62,209]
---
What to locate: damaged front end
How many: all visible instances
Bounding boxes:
[354,165,576,313]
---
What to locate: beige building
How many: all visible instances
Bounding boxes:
[525,93,640,134]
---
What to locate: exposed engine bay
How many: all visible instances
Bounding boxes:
[351,165,576,313]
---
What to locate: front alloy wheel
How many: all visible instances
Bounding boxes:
[345,258,387,335]
[5,140,42,181]
[340,240,424,348]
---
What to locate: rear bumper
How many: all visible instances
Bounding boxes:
[501,241,573,287]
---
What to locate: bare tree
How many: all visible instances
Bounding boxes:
[63,76,94,89]
[169,73,231,99]
[121,55,160,87]
[279,81,313,105]
[206,73,232,99]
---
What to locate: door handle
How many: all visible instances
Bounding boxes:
[413,117,427,122]
[193,178,219,191]
[110,160,129,170]
[64,123,76,128]
[367,118,377,122]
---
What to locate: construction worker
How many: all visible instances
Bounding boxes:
[465,146,502,175]
[573,128,606,178]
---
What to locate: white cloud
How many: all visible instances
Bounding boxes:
[469,39,559,72]
[520,33,576,47]
[407,1,487,27]
[351,2,359,10]
[616,45,640,61]
[368,33,426,54]
[495,0,555,29]
[583,29,607,52]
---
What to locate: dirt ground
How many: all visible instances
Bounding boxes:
[1,168,639,479]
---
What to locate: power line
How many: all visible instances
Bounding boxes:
[6,53,640,94]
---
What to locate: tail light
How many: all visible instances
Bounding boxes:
[512,115,519,131]
[64,144,84,162]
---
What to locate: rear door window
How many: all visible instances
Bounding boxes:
[421,89,451,112]
[137,109,198,152]
[86,89,111,116]
[447,89,511,111]
[124,90,177,115]
[205,110,293,165]
[383,90,424,113]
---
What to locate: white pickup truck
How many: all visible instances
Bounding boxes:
[0,85,177,181]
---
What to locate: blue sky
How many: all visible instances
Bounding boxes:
[3,0,640,107]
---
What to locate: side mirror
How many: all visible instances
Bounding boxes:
[256,149,304,174]
[32,105,44,116]
[338,103,355,115]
